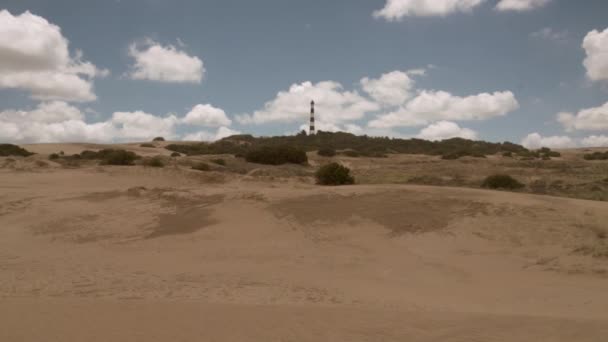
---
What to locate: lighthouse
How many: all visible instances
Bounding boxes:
[309,100,316,135]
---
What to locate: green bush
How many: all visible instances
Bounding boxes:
[584,152,608,160]
[140,143,155,148]
[192,162,210,171]
[170,152,181,157]
[98,149,139,166]
[211,158,226,166]
[317,147,336,157]
[0,144,34,157]
[482,174,525,190]
[315,163,355,186]
[153,137,165,142]
[143,157,164,168]
[49,153,60,160]
[341,150,360,158]
[245,145,308,165]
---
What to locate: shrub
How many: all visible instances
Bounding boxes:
[0,144,34,157]
[315,163,355,186]
[80,150,99,159]
[170,152,181,157]
[317,147,336,157]
[153,137,165,142]
[341,150,360,158]
[245,145,308,165]
[192,162,210,171]
[140,143,155,148]
[211,158,226,166]
[482,174,525,190]
[98,149,139,166]
[143,157,164,168]
[502,152,513,157]
[584,152,608,160]
[49,153,60,160]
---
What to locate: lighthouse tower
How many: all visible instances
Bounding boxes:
[309,100,316,135]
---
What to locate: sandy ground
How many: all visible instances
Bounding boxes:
[1,145,608,341]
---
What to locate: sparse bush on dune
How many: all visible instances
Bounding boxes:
[49,153,60,160]
[192,162,211,171]
[315,162,355,186]
[317,147,336,157]
[171,152,181,157]
[0,144,34,157]
[153,137,165,142]
[482,174,525,190]
[140,143,155,148]
[245,145,308,165]
[142,157,164,168]
[584,151,608,161]
[211,158,226,166]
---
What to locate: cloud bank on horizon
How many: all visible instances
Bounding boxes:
[0,2,607,148]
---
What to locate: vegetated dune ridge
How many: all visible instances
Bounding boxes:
[0,143,607,341]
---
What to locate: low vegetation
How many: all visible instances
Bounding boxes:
[140,143,156,148]
[153,137,165,142]
[165,131,529,158]
[317,147,336,157]
[49,153,60,160]
[441,151,486,160]
[315,163,355,186]
[0,144,34,157]
[79,149,140,166]
[245,145,308,165]
[171,152,181,157]
[192,162,210,171]
[142,156,164,168]
[482,174,525,190]
[211,158,226,166]
[584,151,608,160]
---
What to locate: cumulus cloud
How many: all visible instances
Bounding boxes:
[0,10,107,102]
[182,126,241,142]
[496,0,551,11]
[128,39,204,83]
[557,102,608,131]
[237,81,379,125]
[181,104,232,127]
[416,121,477,141]
[373,0,485,20]
[521,132,576,149]
[582,28,608,82]
[360,70,419,107]
[0,101,240,143]
[581,135,608,147]
[369,90,519,128]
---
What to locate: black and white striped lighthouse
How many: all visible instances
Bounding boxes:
[309,100,316,135]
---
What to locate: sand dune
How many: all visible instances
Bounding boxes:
[1,148,607,341]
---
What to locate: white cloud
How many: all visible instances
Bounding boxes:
[557,102,608,131]
[0,102,115,143]
[0,101,241,143]
[582,28,608,82]
[521,133,576,149]
[128,39,204,83]
[416,121,477,141]
[373,0,485,20]
[496,0,551,11]
[0,10,107,102]
[183,126,241,142]
[369,90,519,128]
[360,70,418,107]
[111,111,179,141]
[581,135,608,147]
[237,81,379,125]
[181,104,231,127]
[530,27,568,43]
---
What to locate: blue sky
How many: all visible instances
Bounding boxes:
[0,0,607,147]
